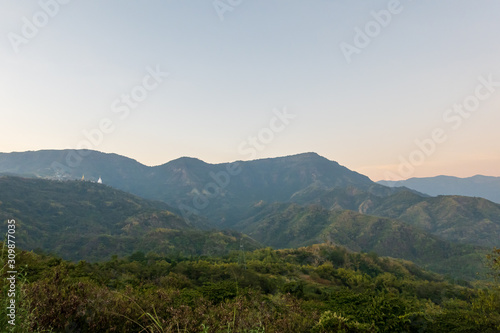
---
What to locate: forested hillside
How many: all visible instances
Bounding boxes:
[0,176,259,261]
[0,176,488,280]
[235,202,486,280]
[1,243,499,332]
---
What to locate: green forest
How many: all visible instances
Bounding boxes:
[1,242,499,332]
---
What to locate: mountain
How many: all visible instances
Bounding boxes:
[0,149,150,194]
[0,150,403,224]
[233,202,486,280]
[1,150,499,268]
[0,150,374,189]
[378,175,500,204]
[0,176,260,261]
[144,152,409,226]
[369,193,500,248]
[290,185,500,248]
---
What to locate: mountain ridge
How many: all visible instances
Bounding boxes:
[0,149,393,222]
[378,175,500,204]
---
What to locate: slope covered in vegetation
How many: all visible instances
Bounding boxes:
[0,177,259,261]
[1,243,499,332]
[236,202,487,280]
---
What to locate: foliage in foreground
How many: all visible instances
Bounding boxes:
[1,243,500,332]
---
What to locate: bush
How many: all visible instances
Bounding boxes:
[312,311,374,333]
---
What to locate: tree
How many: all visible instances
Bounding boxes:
[487,248,500,281]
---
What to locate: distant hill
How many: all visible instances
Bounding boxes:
[233,202,487,280]
[291,186,500,248]
[0,176,260,261]
[369,193,500,248]
[378,175,500,204]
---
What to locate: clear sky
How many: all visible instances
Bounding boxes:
[1,0,499,181]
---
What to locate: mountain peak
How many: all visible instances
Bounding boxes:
[284,152,330,162]
[170,156,206,163]
[161,156,208,168]
[248,152,336,165]
[291,152,321,158]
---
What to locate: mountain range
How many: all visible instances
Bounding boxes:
[0,150,405,222]
[378,175,500,204]
[1,149,498,280]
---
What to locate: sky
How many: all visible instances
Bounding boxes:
[1,0,499,181]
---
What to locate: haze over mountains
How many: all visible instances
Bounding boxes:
[1,149,499,280]
[378,175,500,204]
